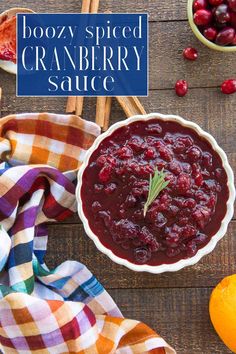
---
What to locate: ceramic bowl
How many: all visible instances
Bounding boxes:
[76,113,235,273]
[187,0,236,52]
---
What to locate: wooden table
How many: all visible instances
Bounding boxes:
[1,0,235,353]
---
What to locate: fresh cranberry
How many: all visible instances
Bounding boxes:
[215,4,231,24]
[216,27,235,45]
[221,79,236,94]
[183,47,198,60]
[209,0,224,5]
[204,26,218,40]
[175,80,188,97]
[187,146,202,162]
[229,0,236,12]
[194,9,212,26]
[193,0,208,11]
[176,173,191,194]
[134,247,151,264]
[98,165,112,182]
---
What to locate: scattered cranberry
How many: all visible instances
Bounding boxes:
[215,4,231,24]
[194,9,212,26]
[204,26,218,40]
[183,47,198,61]
[221,79,236,94]
[216,27,236,45]
[193,0,208,11]
[228,0,236,12]
[175,80,188,97]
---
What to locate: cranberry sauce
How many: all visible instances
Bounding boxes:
[81,119,229,266]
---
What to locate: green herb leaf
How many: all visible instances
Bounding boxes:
[143,168,170,217]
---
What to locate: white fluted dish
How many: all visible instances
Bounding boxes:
[76,113,235,273]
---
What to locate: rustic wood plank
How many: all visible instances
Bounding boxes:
[109,287,231,354]
[45,221,236,289]
[0,0,188,22]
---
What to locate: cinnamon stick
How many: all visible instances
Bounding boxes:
[95,97,106,128]
[81,0,90,13]
[66,96,76,113]
[75,96,84,116]
[90,0,100,13]
[116,96,146,117]
[103,97,112,131]
[81,0,100,13]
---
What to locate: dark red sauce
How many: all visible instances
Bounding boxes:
[81,119,229,266]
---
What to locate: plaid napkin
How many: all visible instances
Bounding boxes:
[0,113,175,353]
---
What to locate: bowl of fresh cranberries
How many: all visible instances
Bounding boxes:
[188,0,236,51]
[77,113,235,273]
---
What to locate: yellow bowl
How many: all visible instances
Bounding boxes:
[187,0,236,52]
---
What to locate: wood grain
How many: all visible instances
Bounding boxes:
[0,0,188,21]
[45,221,236,289]
[109,288,232,354]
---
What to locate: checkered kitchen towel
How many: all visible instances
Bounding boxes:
[0,113,175,353]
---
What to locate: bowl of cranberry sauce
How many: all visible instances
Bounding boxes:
[77,114,235,273]
[188,0,236,52]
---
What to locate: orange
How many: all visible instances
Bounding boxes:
[209,274,236,353]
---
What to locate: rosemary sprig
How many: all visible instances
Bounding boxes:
[143,168,170,217]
